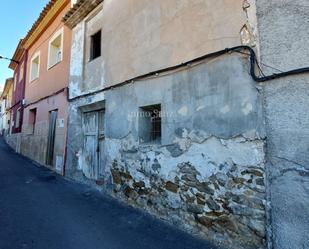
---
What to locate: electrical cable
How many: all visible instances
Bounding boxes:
[259,62,283,73]
[63,45,309,101]
[0,55,19,64]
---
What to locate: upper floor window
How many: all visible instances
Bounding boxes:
[48,28,63,69]
[30,52,40,82]
[19,62,24,82]
[90,30,101,61]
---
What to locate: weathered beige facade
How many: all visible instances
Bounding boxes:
[65,1,265,249]
[68,0,257,98]
[3,1,309,248]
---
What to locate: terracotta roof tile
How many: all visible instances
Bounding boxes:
[23,0,69,48]
[24,0,57,45]
[63,0,103,29]
[9,39,25,70]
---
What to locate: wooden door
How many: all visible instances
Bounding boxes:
[82,110,105,179]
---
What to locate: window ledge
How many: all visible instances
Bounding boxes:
[139,140,162,148]
[48,60,62,70]
[30,77,39,83]
[88,56,101,63]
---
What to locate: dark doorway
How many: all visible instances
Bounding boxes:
[46,110,58,166]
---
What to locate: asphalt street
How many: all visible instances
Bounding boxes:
[0,137,218,249]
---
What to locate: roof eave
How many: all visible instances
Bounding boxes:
[63,0,103,29]
[23,0,69,49]
[9,39,24,70]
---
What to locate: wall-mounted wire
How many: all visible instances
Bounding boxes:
[68,45,309,102]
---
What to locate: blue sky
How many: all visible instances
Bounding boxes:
[0,0,49,87]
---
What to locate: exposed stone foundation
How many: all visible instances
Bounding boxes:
[67,55,267,248]
[105,134,266,249]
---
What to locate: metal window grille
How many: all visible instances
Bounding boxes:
[150,109,161,141]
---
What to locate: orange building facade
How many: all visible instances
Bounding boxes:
[21,0,71,174]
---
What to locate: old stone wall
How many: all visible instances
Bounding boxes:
[100,55,267,249]
[256,1,309,248]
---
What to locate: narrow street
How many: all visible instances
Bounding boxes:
[0,137,217,249]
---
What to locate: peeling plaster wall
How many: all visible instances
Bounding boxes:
[68,0,258,99]
[83,7,105,92]
[67,55,267,249]
[69,21,86,98]
[256,1,309,249]
[100,55,266,249]
[241,0,260,55]
[66,91,105,180]
[65,1,269,248]
[69,6,105,99]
